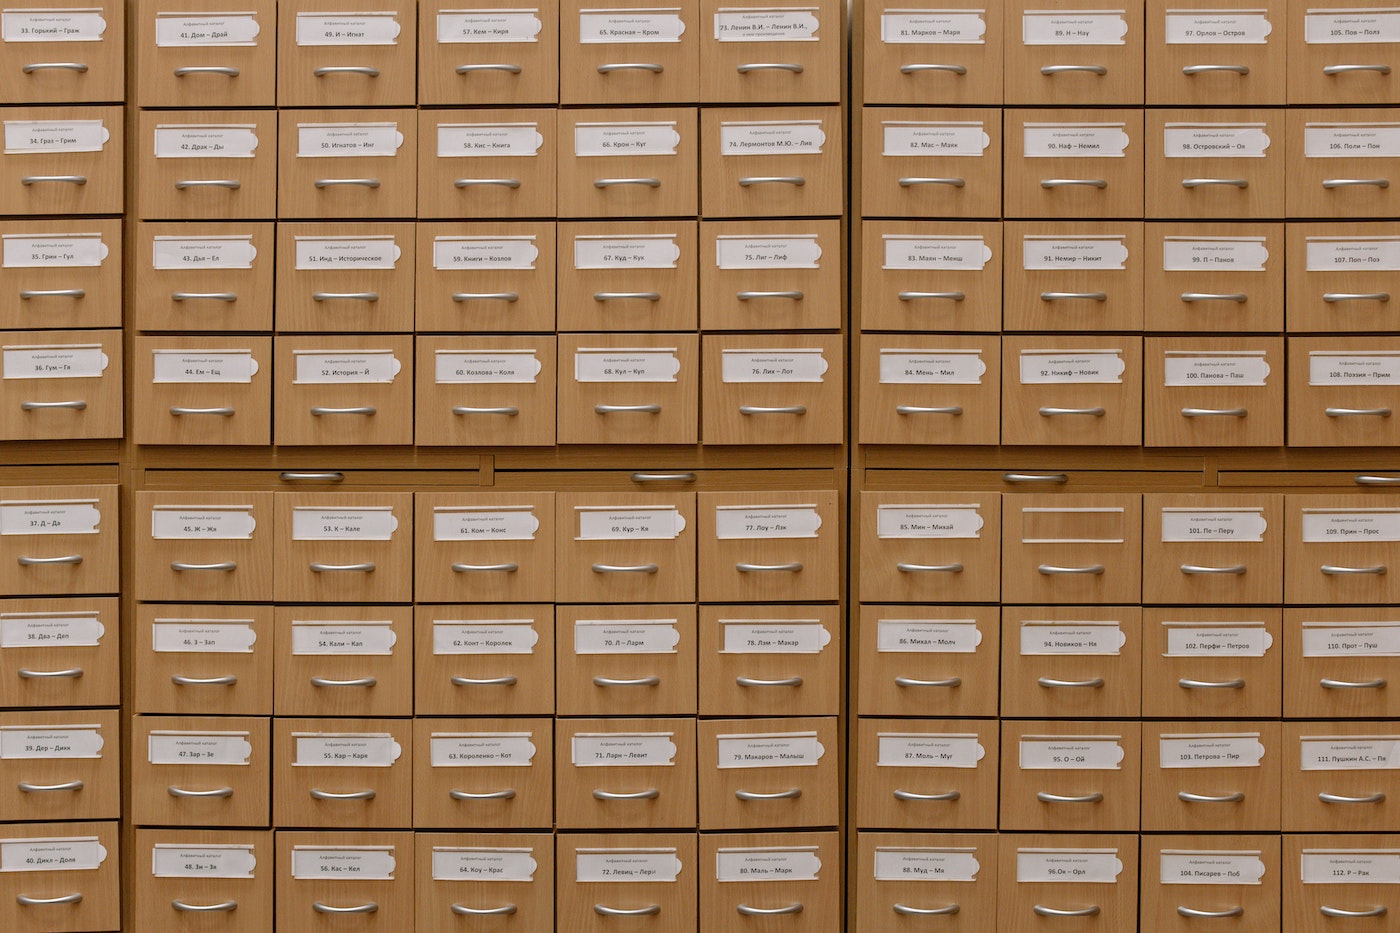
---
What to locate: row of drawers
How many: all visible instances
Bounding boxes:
[3,105,846,219]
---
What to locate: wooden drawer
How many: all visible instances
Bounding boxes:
[858,220,1002,332]
[0,708,119,821]
[1282,721,1400,832]
[556,220,697,332]
[1003,222,1144,332]
[1001,337,1143,447]
[700,105,842,217]
[1286,222,1400,334]
[277,0,416,107]
[415,222,555,334]
[0,821,119,933]
[272,491,412,603]
[556,604,696,717]
[995,834,1139,933]
[418,0,559,106]
[415,491,554,603]
[413,604,554,717]
[1142,607,1282,719]
[699,219,841,331]
[861,1,1003,105]
[1140,834,1281,933]
[2,0,125,104]
[861,108,1002,219]
[134,0,276,108]
[0,329,121,441]
[702,334,844,445]
[131,220,273,332]
[856,605,1000,718]
[273,335,414,446]
[132,336,272,446]
[1004,0,1144,105]
[1003,109,1144,218]
[130,715,271,827]
[855,718,999,831]
[133,490,272,601]
[1142,493,1284,602]
[275,831,414,932]
[0,218,121,331]
[558,0,700,104]
[557,107,698,217]
[277,109,416,219]
[1000,721,1142,832]
[1146,335,1284,444]
[1287,109,1400,218]
[1284,494,1400,604]
[134,603,272,717]
[1141,721,1280,833]
[0,105,122,215]
[1145,109,1284,218]
[556,333,698,445]
[0,484,118,596]
[697,490,839,603]
[412,719,552,830]
[1000,493,1142,605]
[1144,221,1284,333]
[555,492,696,604]
[414,831,554,933]
[698,604,839,717]
[699,0,841,103]
[856,831,998,932]
[1282,833,1400,933]
[417,108,556,219]
[858,335,1001,446]
[1001,606,1141,718]
[273,718,412,829]
[555,717,696,830]
[0,596,118,709]
[1288,0,1400,104]
[274,222,414,333]
[1284,607,1400,719]
[699,831,839,933]
[859,491,1000,603]
[273,605,412,718]
[133,828,273,933]
[697,716,839,830]
[1145,0,1287,105]
[136,109,276,220]
[557,832,697,933]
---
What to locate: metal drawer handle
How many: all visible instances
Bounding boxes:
[452,675,518,686]
[1184,64,1249,75]
[1183,178,1248,188]
[593,788,660,800]
[1181,292,1247,303]
[899,290,964,301]
[1324,63,1393,75]
[738,290,804,300]
[22,62,89,73]
[897,406,963,416]
[452,903,517,916]
[1322,564,1387,574]
[170,407,235,417]
[453,562,518,573]
[453,291,518,302]
[21,175,86,185]
[455,178,521,188]
[740,405,806,415]
[18,780,83,792]
[173,900,238,912]
[1041,64,1107,75]
[1321,905,1388,918]
[17,668,83,679]
[1038,677,1105,688]
[1037,792,1104,803]
[899,176,964,187]
[20,400,86,410]
[894,903,959,916]
[739,176,806,186]
[1179,791,1245,803]
[738,62,803,73]
[894,788,959,801]
[1041,291,1107,301]
[1357,475,1400,484]
[314,66,379,76]
[168,785,233,798]
[17,893,82,907]
[312,291,377,302]
[309,562,376,573]
[280,472,343,482]
[174,66,239,77]
[1326,408,1392,418]
[900,63,967,75]
[1324,178,1390,188]
[594,676,660,687]
[592,563,658,574]
[1034,905,1101,918]
[1178,906,1243,919]
[173,674,237,686]
[450,788,515,800]
[20,288,85,299]
[595,291,660,301]
[310,788,376,800]
[738,903,804,916]
[631,472,696,483]
[1038,563,1105,575]
[1040,407,1106,417]
[172,292,237,302]
[594,177,661,188]
[175,179,240,190]
[1179,678,1245,690]
[1005,472,1068,483]
[596,404,661,413]
[311,406,376,416]
[898,562,963,573]
[896,676,960,687]
[737,562,803,572]
[311,676,377,687]
[1040,178,1106,188]
[1322,677,1387,689]
[172,561,236,572]
[314,178,380,188]
[457,63,522,74]
[454,406,519,416]
[313,901,378,914]
[1320,792,1386,804]
[1325,292,1390,302]
[598,62,663,73]
[17,554,81,565]
[1182,408,1247,418]
[595,904,660,917]
[1181,564,1247,575]
[737,676,803,687]
[737,788,802,800]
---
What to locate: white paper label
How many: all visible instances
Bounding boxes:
[883,234,990,270]
[716,731,824,768]
[0,500,99,535]
[432,848,537,882]
[883,122,989,157]
[715,8,818,41]
[1163,236,1268,272]
[875,848,980,882]
[2,344,106,379]
[1017,849,1123,883]
[720,120,825,154]
[1164,624,1272,657]
[435,350,541,385]
[576,506,684,540]
[716,847,821,882]
[434,235,537,270]
[1300,736,1400,770]
[294,733,402,767]
[1301,851,1400,884]
[1305,123,1400,158]
[579,9,685,42]
[882,10,986,44]
[291,621,396,656]
[1020,623,1125,655]
[0,612,103,649]
[721,620,830,653]
[152,621,256,654]
[1309,352,1400,385]
[576,849,682,883]
[571,732,676,766]
[1159,733,1265,768]
[438,11,541,43]
[1023,123,1128,158]
[1160,851,1266,885]
[0,725,101,759]
[2,9,105,42]
[437,123,542,158]
[1019,737,1124,770]
[878,733,985,768]
[295,12,399,45]
[294,236,399,270]
[1302,622,1400,656]
[573,348,680,382]
[1305,9,1400,44]
[1301,509,1400,542]
[713,504,821,539]
[573,234,679,269]
[878,349,986,385]
[1306,236,1400,270]
[431,733,535,767]
[152,235,255,270]
[292,350,400,384]
[1160,507,1267,541]
[877,504,983,538]
[721,348,827,382]
[574,122,679,156]
[0,837,105,872]
[1023,235,1128,269]
[1164,351,1272,388]
[150,505,256,539]
[1019,350,1125,384]
[878,619,981,653]
[4,119,107,153]
[574,619,680,654]
[296,123,402,158]
[291,847,395,880]
[154,13,260,46]
[291,507,398,541]
[433,506,538,541]
[2,233,106,268]
[151,844,256,879]
[151,350,257,385]
[1022,10,1127,44]
[1164,124,1270,158]
[148,731,252,766]
[715,234,821,269]
[432,620,538,655]
[154,124,257,159]
[1165,11,1272,44]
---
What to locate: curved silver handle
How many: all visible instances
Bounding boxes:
[1325,63,1393,75]
[739,176,806,186]
[1038,677,1105,688]
[736,787,802,800]
[20,400,86,411]
[454,178,521,188]
[309,788,376,801]
[737,62,803,73]
[1181,564,1247,575]
[20,288,85,299]
[313,901,378,914]
[1037,792,1105,804]
[314,178,380,188]
[452,562,519,574]
[17,668,83,679]
[595,904,660,917]
[314,66,379,76]
[172,292,237,303]
[1181,292,1247,303]
[1041,291,1107,301]
[453,406,519,416]
[595,404,661,414]
[1322,677,1387,689]
[1325,292,1391,302]
[21,175,86,185]
[1320,792,1386,804]
[1182,408,1248,418]
[1040,179,1106,189]
[1040,407,1106,417]
[451,675,518,686]
[1038,563,1105,574]
[1320,905,1388,918]
[1041,64,1107,75]
[1178,906,1243,919]
[17,554,82,565]
[1179,678,1245,690]
[897,562,964,573]
[1357,475,1400,484]
[21,62,89,73]
[593,788,660,800]
[174,66,239,77]
[310,676,377,687]
[175,179,240,190]
[452,903,517,916]
[740,405,806,415]
[17,893,82,906]
[900,63,967,75]
[1179,791,1245,803]
[1182,178,1248,188]
[631,472,696,483]
[893,788,959,801]
[597,62,663,73]
[309,562,376,573]
[593,177,660,188]
[738,903,804,916]
[899,290,964,301]
[168,785,234,798]
[279,472,343,482]
[452,291,518,302]
[1323,178,1390,188]
[18,780,83,792]
[737,676,803,687]
[170,407,235,417]
[173,674,237,686]
[896,675,961,687]
[312,291,377,302]
[1322,564,1387,575]
[593,675,660,686]
[895,903,959,916]
[897,406,964,416]
[457,63,522,74]
[592,563,658,574]
[310,407,377,416]
[1034,905,1101,918]
[173,900,238,912]
[1183,64,1249,75]
[450,788,516,800]
[594,291,660,301]
[172,561,237,572]
[899,176,965,187]
[1005,472,1068,483]
[1326,408,1392,418]
[738,290,804,300]
[737,562,803,572]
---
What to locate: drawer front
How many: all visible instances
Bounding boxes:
[275,830,414,932]
[554,492,696,603]
[0,820,120,933]
[556,832,697,933]
[699,831,840,933]
[0,596,118,709]
[1146,333,1288,447]
[1287,109,1400,218]
[995,833,1139,933]
[999,721,1142,832]
[272,719,413,829]
[131,220,273,332]
[133,828,274,933]
[556,107,699,217]
[858,221,1002,332]
[1002,222,1144,332]
[699,0,842,103]
[133,336,273,446]
[274,222,415,333]
[133,490,273,600]
[1141,607,1283,719]
[1286,222,1400,334]
[1284,607,1400,719]
[1282,721,1400,832]
[1141,721,1281,832]
[415,491,555,603]
[272,491,413,603]
[412,719,553,830]
[697,716,839,830]
[859,491,1000,602]
[413,604,555,717]
[1282,833,1400,933]
[1285,493,1400,603]
[1140,834,1281,933]
[1000,493,1143,604]
[858,335,1002,446]
[0,483,118,596]
[134,603,273,716]
[0,105,123,215]
[417,108,556,219]
[135,0,276,107]
[415,221,555,334]
[418,0,560,106]
[557,333,699,445]
[698,604,840,717]
[1145,109,1284,218]
[273,334,415,447]
[130,715,271,827]
[701,105,843,217]
[277,109,417,219]
[1001,606,1142,718]
[1141,492,1284,602]
[856,605,1001,718]
[699,219,841,331]
[558,0,700,104]
[1287,0,1400,103]
[1000,337,1144,447]
[556,604,697,716]
[0,707,120,820]
[702,334,844,445]
[136,109,276,220]
[1145,0,1287,105]
[861,1,1003,105]
[556,220,698,332]
[0,329,122,441]
[856,719,999,831]
[862,108,1002,218]
[277,0,416,106]
[0,218,121,330]
[1003,1,1144,105]
[1144,221,1284,333]
[856,831,999,933]
[414,831,554,933]
[2,0,125,104]
[273,605,413,718]
[1287,336,1400,447]
[1003,109,1144,218]
[555,717,697,829]
[697,490,840,602]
